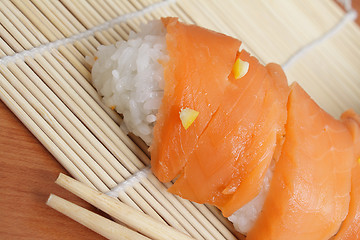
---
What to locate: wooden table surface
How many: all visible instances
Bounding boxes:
[0,99,106,240]
[1,2,359,239]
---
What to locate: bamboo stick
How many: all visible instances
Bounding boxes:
[49,0,102,49]
[47,194,151,240]
[0,43,114,191]
[10,0,90,76]
[107,0,145,33]
[139,175,206,239]
[14,0,90,68]
[56,173,196,240]
[0,45,121,192]
[6,63,116,188]
[0,65,109,191]
[0,24,24,53]
[0,78,93,188]
[16,0,63,41]
[60,0,113,45]
[197,204,243,240]
[87,0,137,40]
[31,0,73,39]
[2,0,48,44]
[0,11,33,50]
[29,1,125,124]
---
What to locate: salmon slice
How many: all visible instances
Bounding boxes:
[341,110,360,157]
[150,18,241,182]
[168,51,289,217]
[333,110,360,240]
[247,83,354,240]
[333,164,360,240]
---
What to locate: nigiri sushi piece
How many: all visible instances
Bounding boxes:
[246,83,354,240]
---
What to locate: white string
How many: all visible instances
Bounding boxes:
[2,0,356,71]
[105,167,151,198]
[339,0,353,11]
[0,0,176,66]
[282,0,357,70]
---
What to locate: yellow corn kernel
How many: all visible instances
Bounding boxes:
[358,158,360,165]
[233,58,249,79]
[180,108,199,130]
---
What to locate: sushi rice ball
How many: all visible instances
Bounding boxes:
[91,20,167,145]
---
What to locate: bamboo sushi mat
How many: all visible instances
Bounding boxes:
[1,0,360,239]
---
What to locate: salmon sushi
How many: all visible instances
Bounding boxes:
[91,18,360,238]
[246,83,355,239]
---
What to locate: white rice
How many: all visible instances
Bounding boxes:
[228,164,274,234]
[90,19,273,236]
[91,20,167,145]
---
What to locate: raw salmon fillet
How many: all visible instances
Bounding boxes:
[168,51,289,217]
[342,110,360,158]
[150,18,241,182]
[333,163,360,240]
[247,83,354,240]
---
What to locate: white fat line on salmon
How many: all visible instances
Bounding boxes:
[0,0,176,66]
[282,0,357,70]
[105,167,151,198]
